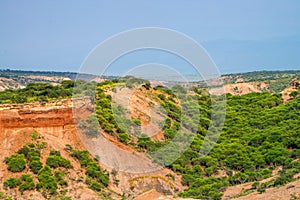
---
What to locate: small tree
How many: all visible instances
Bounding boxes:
[119,133,131,144]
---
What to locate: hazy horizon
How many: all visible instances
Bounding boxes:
[1,67,299,76]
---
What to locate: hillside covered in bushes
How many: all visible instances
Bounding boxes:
[0,71,299,199]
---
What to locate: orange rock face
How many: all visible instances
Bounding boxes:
[0,97,92,152]
[0,99,74,129]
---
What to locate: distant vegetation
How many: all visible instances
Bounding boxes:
[0,80,97,104]
[0,69,85,80]
[223,70,300,83]
[221,70,300,93]
[0,81,72,104]
[0,69,118,81]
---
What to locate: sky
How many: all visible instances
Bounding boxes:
[0,0,300,75]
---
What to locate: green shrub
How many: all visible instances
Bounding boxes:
[4,178,17,189]
[46,155,72,169]
[164,129,176,140]
[50,150,61,156]
[4,175,35,193]
[252,181,260,189]
[29,160,43,174]
[27,143,35,148]
[59,157,72,168]
[54,171,68,186]
[5,154,26,172]
[38,165,52,176]
[89,180,102,191]
[133,118,141,126]
[158,94,166,100]
[37,165,58,194]
[31,131,38,140]
[46,156,60,168]
[119,133,131,144]
[96,172,109,187]
[70,150,91,167]
[257,186,266,193]
[27,149,41,161]
[18,174,35,192]
[17,146,30,157]
[37,141,47,149]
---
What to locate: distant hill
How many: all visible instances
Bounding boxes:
[0,69,103,91]
[220,70,300,93]
[222,70,300,83]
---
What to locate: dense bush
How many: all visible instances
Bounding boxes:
[4,174,35,193]
[70,149,91,167]
[29,160,43,174]
[50,150,61,156]
[175,93,300,199]
[46,155,72,169]
[37,165,58,195]
[86,162,109,187]
[119,133,131,144]
[17,143,43,174]
[89,180,102,191]
[18,174,35,193]
[5,154,27,172]
[3,178,17,189]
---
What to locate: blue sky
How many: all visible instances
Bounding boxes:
[0,0,300,74]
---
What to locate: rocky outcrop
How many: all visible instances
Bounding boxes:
[0,97,92,138]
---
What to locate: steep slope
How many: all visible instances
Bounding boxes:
[0,98,111,199]
[79,83,186,198]
[0,94,184,199]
